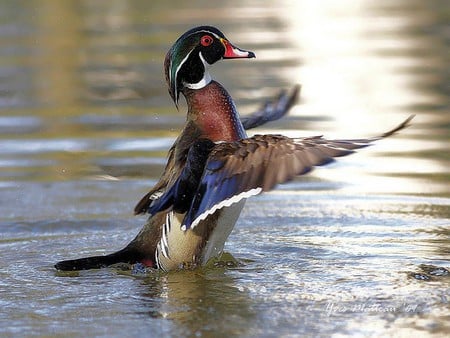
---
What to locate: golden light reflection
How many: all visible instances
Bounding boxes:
[32,1,81,108]
[272,0,449,196]
[284,1,417,126]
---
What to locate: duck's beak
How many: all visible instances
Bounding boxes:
[221,38,256,59]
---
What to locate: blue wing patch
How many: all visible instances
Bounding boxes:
[147,138,215,216]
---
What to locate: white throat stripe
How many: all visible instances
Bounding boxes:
[184,52,212,90]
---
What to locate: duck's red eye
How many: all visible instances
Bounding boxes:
[200,35,214,47]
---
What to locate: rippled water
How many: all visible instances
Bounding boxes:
[1,1,449,337]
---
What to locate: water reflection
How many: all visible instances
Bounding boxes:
[0,0,449,337]
[141,269,255,336]
[1,0,447,195]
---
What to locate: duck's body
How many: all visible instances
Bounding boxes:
[55,26,413,272]
[132,79,249,271]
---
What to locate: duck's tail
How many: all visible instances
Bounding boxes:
[54,247,144,271]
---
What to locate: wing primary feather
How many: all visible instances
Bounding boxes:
[241,85,300,130]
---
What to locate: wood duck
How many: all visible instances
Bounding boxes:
[55,26,413,272]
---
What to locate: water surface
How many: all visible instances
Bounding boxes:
[0,1,449,337]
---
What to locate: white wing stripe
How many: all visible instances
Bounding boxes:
[187,187,263,230]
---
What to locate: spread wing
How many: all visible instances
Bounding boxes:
[241,85,300,130]
[182,115,414,230]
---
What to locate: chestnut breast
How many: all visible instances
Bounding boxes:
[183,81,247,142]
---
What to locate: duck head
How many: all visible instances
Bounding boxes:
[164,26,255,106]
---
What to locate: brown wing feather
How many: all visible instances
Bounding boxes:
[134,120,204,215]
[209,115,414,193]
[178,115,414,229]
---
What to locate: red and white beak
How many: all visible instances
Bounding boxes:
[221,38,256,59]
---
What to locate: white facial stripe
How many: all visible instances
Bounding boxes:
[172,48,194,103]
[184,74,211,89]
[187,188,263,229]
[172,30,223,99]
[184,52,212,89]
[199,51,211,68]
[185,29,222,40]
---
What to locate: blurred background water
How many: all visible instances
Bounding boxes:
[0,0,449,337]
